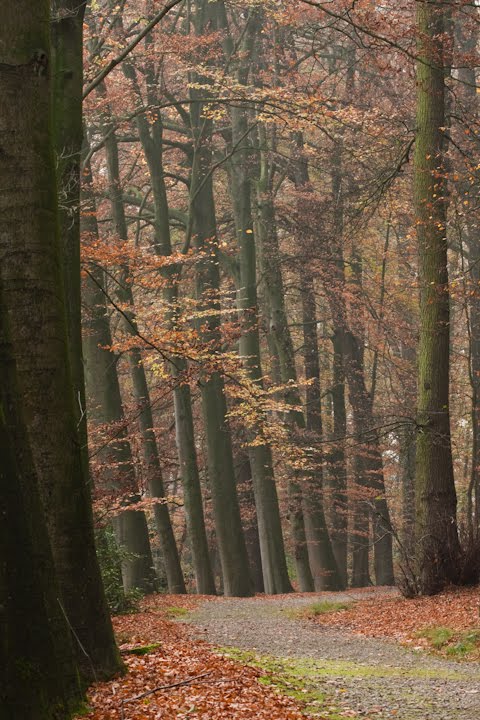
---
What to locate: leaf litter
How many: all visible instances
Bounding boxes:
[76,594,321,720]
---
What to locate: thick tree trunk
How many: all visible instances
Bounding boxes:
[414,0,461,593]
[51,1,88,469]
[0,279,82,719]
[0,4,120,681]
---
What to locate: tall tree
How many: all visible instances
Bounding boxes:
[82,157,157,594]
[121,45,216,594]
[0,0,120,681]
[414,0,461,593]
[103,124,186,594]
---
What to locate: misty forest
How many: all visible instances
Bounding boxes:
[1,2,480,719]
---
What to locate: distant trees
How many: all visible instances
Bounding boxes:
[78,0,480,600]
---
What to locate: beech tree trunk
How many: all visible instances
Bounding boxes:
[122,55,215,594]
[414,0,461,593]
[51,0,88,463]
[292,131,347,588]
[82,161,157,594]
[218,6,293,594]
[103,127,186,594]
[254,129,341,591]
[0,2,120,681]
[0,279,82,719]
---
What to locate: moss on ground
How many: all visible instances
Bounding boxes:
[126,643,161,656]
[287,601,353,620]
[218,647,473,719]
[165,606,189,618]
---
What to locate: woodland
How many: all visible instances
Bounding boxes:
[1,1,480,719]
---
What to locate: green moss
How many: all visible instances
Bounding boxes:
[285,600,352,621]
[127,643,161,656]
[73,702,93,717]
[417,626,454,649]
[217,646,473,718]
[165,606,189,618]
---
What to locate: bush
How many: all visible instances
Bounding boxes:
[95,526,143,614]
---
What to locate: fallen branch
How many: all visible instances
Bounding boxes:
[120,671,213,718]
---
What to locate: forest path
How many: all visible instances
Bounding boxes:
[186,589,480,720]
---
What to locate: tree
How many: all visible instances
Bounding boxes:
[0,0,120,680]
[413,0,461,593]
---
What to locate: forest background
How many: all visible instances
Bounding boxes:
[2,1,480,717]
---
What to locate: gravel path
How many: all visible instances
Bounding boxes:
[187,589,480,720]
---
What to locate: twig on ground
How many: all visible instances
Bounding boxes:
[119,671,213,719]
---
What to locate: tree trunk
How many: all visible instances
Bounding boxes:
[0,278,82,718]
[254,129,341,591]
[190,136,253,596]
[82,162,157,594]
[414,0,461,593]
[292,132,348,587]
[51,1,89,477]
[455,7,480,540]
[102,127,186,594]
[182,1,253,597]
[0,4,120,681]
[235,451,266,593]
[122,56,215,593]
[219,8,293,594]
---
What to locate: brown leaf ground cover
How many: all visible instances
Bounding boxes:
[76,594,319,720]
[310,586,480,656]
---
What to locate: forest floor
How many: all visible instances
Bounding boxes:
[77,586,480,720]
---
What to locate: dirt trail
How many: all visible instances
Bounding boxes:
[187,589,480,720]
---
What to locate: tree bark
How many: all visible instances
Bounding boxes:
[0,278,83,719]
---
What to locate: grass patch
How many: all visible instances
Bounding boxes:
[418,627,454,649]
[308,601,352,616]
[416,626,480,659]
[287,600,352,621]
[165,606,189,618]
